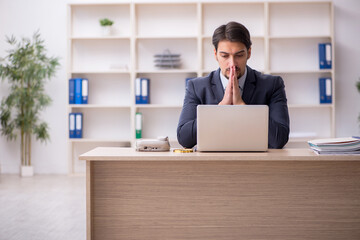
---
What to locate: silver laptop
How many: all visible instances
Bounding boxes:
[197,105,268,152]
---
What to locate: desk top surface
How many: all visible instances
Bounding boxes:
[79,147,360,161]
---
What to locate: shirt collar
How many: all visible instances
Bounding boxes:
[220,67,247,91]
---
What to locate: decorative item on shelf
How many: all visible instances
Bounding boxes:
[135,78,150,104]
[69,78,88,104]
[154,49,181,69]
[0,31,60,177]
[69,112,83,139]
[109,64,128,71]
[135,112,142,139]
[318,43,332,69]
[319,77,332,104]
[99,18,114,36]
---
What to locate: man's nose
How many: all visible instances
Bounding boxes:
[229,56,235,66]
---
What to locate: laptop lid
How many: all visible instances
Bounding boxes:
[197,105,268,152]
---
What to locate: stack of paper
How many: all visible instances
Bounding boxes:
[308,137,360,154]
[154,49,181,69]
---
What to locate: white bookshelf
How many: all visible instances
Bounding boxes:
[67,1,335,173]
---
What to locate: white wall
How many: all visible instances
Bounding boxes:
[0,0,68,173]
[333,0,360,137]
[0,0,359,174]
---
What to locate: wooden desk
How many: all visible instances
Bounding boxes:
[80,148,360,240]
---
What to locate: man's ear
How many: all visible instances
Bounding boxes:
[247,47,252,60]
[214,48,218,61]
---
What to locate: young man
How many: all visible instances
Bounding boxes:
[177,21,290,149]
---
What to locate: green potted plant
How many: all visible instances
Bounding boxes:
[0,31,59,176]
[99,18,114,36]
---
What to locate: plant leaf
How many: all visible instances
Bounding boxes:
[0,31,59,146]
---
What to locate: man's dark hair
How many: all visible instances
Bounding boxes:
[212,21,252,51]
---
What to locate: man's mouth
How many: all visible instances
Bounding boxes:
[225,67,241,79]
[226,67,240,72]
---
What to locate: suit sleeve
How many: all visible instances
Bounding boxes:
[268,77,290,149]
[177,80,200,148]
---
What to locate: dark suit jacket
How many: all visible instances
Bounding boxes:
[177,66,290,149]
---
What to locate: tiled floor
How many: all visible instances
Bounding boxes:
[0,174,86,240]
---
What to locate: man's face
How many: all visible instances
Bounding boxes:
[214,40,251,79]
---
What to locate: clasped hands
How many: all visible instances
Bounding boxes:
[219,66,246,105]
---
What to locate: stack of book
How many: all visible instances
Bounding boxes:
[308,137,360,154]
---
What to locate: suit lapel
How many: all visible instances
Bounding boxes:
[242,66,256,104]
[211,68,224,103]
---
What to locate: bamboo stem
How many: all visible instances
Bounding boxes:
[20,75,25,166]
[21,130,24,166]
[25,133,30,166]
[29,134,32,166]
[25,132,28,166]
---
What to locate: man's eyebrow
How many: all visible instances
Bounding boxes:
[235,50,246,54]
[219,49,246,55]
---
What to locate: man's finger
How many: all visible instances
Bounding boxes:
[229,66,234,89]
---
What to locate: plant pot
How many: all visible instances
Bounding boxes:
[20,165,34,177]
[101,26,112,36]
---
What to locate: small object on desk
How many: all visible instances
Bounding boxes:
[173,148,193,153]
[308,137,360,154]
[136,136,170,152]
